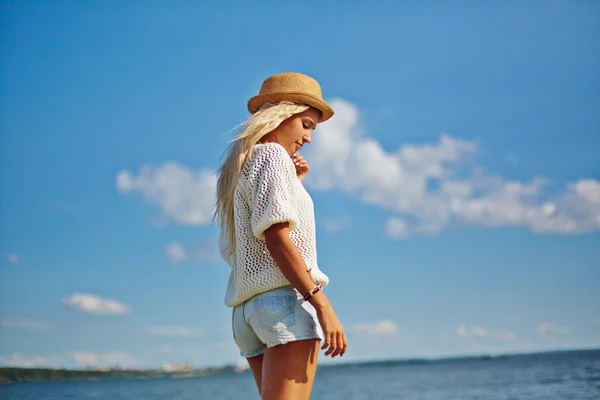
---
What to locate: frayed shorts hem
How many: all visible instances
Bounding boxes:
[240,334,322,358]
[240,347,265,358]
[266,333,322,349]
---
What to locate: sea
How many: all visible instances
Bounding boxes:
[1,349,598,399]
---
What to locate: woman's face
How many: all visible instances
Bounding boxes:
[263,107,321,157]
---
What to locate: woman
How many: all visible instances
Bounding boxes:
[215,72,347,399]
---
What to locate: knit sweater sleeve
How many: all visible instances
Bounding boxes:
[247,144,299,240]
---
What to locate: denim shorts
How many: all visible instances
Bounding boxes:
[231,285,324,358]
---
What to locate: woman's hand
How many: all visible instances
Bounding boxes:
[311,298,347,358]
[292,152,309,182]
[263,223,347,358]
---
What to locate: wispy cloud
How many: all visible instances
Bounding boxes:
[158,345,175,354]
[506,153,518,166]
[304,99,600,238]
[165,242,187,263]
[0,353,60,368]
[537,322,570,339]
[378,105,394,118]
[70,352,136,368]
[165,241,219,264]
[0,317,52,332]
[0,352,136,369]
[148,326,202,338]
[321,214,351,232]
[8,253,20,264]
[116,163,216,226]
[63,293,131,315]
[353,320,399,335]
[455,325,517,341]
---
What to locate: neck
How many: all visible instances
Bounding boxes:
[259,131,279,145]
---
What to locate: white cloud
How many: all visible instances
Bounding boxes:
[302,98,600,238]
[574,179,600,206]
[71,352,102,366]
[148,326,202,338]
[537,322,570,338]
[116,163,217,226]
[115,98,600,238]
[70,352,135,368]
[321,215,350,232]
[0,353,58,368]
[456,325,517,341]
[385,218,410,239]
[8,253,20,264]
[165,241,219,264]
[166,242,187,263]
[353,320,399,335]
[0,317,51,332]
[63,293,131,315]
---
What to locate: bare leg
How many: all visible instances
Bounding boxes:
[247,353,264,396]
[261,339,320,400]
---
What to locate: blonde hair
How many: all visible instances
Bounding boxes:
[214,101,310,249]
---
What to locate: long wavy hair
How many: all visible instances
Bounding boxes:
[214,101,310,250]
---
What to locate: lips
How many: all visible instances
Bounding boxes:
[295,142,303,150]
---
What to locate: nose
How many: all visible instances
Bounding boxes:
[303,134,312,144]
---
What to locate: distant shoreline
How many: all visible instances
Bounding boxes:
[1,347,598,384]
[324,347,600,369]
[0,364,243,384]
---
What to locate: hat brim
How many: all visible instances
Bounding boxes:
[247,92,334,122]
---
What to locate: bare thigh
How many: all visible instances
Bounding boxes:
[247,353,264,395]
[261,339,320,400]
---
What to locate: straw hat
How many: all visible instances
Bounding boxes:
[247,72,334,122]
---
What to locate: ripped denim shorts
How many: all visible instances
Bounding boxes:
[231,285,324,358]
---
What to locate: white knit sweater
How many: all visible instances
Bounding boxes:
[220,143,329,307]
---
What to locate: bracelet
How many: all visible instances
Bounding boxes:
[303,283,323,302]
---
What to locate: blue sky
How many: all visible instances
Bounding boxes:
[1,1,599,370]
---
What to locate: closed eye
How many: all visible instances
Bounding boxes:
[303,120,317,130]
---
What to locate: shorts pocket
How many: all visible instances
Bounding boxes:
[253,294,296,333]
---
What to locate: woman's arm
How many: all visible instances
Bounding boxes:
[264,222,347,358]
